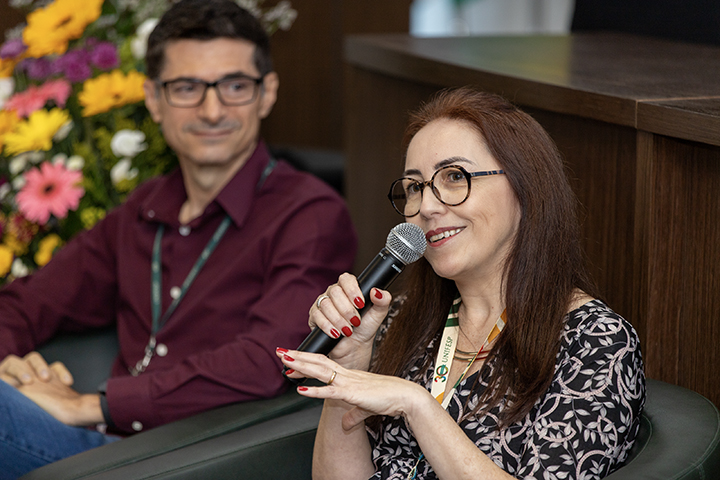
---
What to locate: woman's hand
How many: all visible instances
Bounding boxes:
[277,347,429,431]
[308,273,392,370]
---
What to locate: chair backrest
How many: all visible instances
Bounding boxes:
[606,378,720,479]
[571,0,720,45]
[37,327,119,393]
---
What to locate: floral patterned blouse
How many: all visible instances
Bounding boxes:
[366,299,645,480]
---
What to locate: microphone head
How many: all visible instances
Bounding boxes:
[386,223,427,265]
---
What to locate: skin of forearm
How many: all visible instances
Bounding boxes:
[312,399,375,480]
[404,393,514,480]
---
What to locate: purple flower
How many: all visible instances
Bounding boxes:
[21,57,53,80]
[56,49,92,83]
[0,39,26,59]
[90,42,118,70]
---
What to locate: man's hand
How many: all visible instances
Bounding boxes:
[17,374,104,427]
[0,351,74,387]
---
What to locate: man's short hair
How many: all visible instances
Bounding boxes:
[145,0,273,80]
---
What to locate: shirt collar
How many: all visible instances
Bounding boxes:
[139,140,273,229]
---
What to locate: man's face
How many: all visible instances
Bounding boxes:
[143,38,278,173]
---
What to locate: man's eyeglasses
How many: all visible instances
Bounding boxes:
[388,165,505,217]
[159,74,264,108]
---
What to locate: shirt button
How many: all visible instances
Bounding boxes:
[132,421,143,431]
[179,225,191,236]
[169,286,181,299]
[147,210,155,218]
[156,343,168,357]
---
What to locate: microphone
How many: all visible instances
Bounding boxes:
[286,223,427,371]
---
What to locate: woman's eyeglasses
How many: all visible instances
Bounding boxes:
[388,165,505,217]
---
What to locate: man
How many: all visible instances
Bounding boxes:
[0,0,356,476]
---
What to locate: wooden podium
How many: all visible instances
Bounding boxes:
[343,33,720,407]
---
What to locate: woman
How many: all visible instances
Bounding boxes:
[277,88,645,479]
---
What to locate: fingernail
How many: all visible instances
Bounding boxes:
[63,375,71,383]
[354,297,365,309]
[21,374,31,383]
[330,328,340,339]
[276,347,288,354]
[298,386,309,392]
[374,289,383,299]
[350,316,361,327]
[285,369,295,375]
[341,326,353,337]
[40,369,49,378]
[283,354,295,362]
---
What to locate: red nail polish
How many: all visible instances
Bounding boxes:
[354,297,365,309]
[341,326,353,337]
[276,347,288,354]
[350,316,361,327]
[285,369,295,375]
[374,289,382,299]
[330,328,340,339]
[298,386,309,392]
[284,354,295,362]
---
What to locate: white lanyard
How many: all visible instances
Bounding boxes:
[430,297,506,409]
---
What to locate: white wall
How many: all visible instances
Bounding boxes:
[411,0,575,36]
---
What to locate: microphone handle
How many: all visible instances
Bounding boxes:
[284,248,405,376]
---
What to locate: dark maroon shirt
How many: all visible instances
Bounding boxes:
[0,141,357,433]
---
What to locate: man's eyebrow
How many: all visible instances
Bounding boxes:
[161,71,256,83]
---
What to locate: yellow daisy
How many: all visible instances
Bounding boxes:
[4,108,71,155]
[0,110,20,150]
[34,233,63,267]
[0,245,13,277]
[79,70,146,117]
[23,0,104,58]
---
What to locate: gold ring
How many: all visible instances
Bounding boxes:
[316,294,330,309]
[327,370,337,386]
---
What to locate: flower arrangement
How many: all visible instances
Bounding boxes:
[0,0,296,283]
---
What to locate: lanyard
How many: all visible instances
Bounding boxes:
[407,297,506,479]
[430,296,506,408]
[129,157,277,376]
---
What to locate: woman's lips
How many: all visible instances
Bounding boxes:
[426,227,464,244]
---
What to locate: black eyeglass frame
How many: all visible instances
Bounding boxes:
[387,164,505,217]
[158,74,265,108]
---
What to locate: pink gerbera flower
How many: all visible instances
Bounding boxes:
[16,162,84,225]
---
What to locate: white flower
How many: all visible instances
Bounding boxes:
[66,155,85,171]
[11,259,29,278]
[53,120,73,142]
[111,129,148,158]
[131,18,159,59]
[0,183,10,201]
[51,153,68,166]
[12,175,26,190]
[110,158,139,186]
[9,156,27,175]
[0,77,15,109]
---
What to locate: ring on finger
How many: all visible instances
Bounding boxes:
[327,370,337,386]
[316,294,330,309]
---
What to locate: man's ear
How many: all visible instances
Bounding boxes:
[258,71,279,119]
[143,79,163,123]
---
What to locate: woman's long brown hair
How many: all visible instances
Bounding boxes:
[370,88,599,427]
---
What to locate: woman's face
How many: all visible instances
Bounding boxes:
[405,118,521,286]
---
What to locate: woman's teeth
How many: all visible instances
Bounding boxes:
[429,229,461,243]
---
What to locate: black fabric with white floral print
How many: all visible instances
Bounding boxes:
[367,300,645,480]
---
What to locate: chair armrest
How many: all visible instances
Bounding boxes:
[21,391,321,480]
[72,405,323,480]
[605,378,720,480]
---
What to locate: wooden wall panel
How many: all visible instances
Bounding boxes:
[263,0,412,151]
[641,136,720,405]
